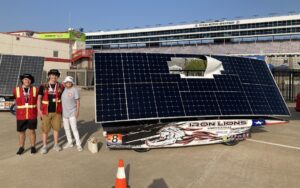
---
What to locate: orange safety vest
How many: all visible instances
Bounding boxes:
[41,83,64,115]
[14,86,38,120]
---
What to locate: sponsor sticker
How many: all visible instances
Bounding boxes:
[228,132,251,141]
[107,134,123,145]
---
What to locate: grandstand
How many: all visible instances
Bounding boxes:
[86,14,300,68]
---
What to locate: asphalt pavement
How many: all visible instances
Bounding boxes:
[0,90,299,188]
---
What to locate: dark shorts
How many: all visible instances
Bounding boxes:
[17,119,37,132]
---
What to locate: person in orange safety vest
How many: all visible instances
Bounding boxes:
[37,69,64,154]
[13,74,38,155]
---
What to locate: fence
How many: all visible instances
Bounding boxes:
[272,70,300,101]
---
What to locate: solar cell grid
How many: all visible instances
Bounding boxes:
[181,92,220,116]
[216,92,252,115]
[243,84,271,114]
[261,85,290,115]
[126,83,157,119]
[0,55,22,95]
[251,60,275,85]
[19,56,44,86]
[214,75,242,92]
[96,84,127,122]
[94,53,290,123]
[187,79,217,92]
[152,83,185,117]
[0,55,44,96]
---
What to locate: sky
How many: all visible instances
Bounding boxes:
[0,0,300,32]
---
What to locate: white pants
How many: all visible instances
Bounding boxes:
[63,116,81,146]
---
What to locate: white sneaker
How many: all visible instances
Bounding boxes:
[40,146,47,154]
[53,144,62,152]
[63,143,74,149]
[77,146,83,152]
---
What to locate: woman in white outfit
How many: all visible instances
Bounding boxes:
[61,76,82,151]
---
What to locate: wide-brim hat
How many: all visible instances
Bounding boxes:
[48,69,60,77]
[19,74,35,84]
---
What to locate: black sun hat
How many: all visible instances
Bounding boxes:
[19,74,35,84]
[48,69,61,77]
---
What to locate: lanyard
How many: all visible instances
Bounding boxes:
[23,87,30,103]
[48,83,57,94]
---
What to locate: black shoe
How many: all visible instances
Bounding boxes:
[31,147,37,154]
[16,147,24,155]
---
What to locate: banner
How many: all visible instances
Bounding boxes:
[36,31,85,42]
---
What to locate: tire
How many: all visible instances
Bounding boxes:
[223,140,239,146]
[133,148,150,152]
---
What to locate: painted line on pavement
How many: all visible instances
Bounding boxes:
[247,139,300,150]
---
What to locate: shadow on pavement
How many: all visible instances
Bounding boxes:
[148,178,169,188]
[288,107,300,120]
[251,127,268,134]
[77,119,101,148]
[33,119,101,151]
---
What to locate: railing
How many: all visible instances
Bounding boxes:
[272,70,300,101]
[72,49,94,62]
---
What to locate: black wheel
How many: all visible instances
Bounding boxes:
[223,140,239,146]
[133,148,150,152]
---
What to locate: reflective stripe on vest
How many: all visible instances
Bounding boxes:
[16,86,36,98]
[16,105,37,109]
[26,108,28,119]
[41,83,64,114]
[33,87,36,97]
[16,87,20,98]
[15,86,37,120]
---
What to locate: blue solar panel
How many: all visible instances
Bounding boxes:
[0,55,44,96]
[94,53,290,123]
[126,83,157,119]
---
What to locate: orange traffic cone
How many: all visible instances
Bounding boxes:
[115,159,127,188]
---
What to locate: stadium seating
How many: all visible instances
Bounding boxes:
[100,41,300,56]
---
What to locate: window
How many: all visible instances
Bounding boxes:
[53,51,59,57]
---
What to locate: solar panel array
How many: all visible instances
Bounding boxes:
[94,53,290,123]
[0,54,44,96]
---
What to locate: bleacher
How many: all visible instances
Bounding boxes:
[98,41,300,56]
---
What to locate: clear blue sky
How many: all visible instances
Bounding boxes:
[1,0,300,32]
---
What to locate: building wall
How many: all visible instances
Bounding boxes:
[0,33,70,58]
[44,61,71,71]
[72,40,86,51]
[0,33,71,71]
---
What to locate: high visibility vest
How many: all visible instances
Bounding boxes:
[14,86,38,120]
[41,83,64,115]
